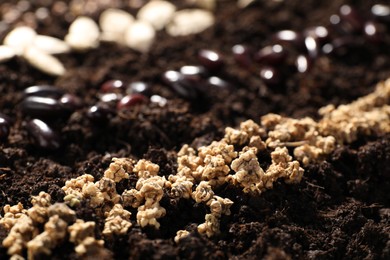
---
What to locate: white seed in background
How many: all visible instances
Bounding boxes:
[33,35,71,54]
[23,47,66,76]
[125,20,156,53]
[3,26,37,55]
[137,0,176,30]
[0,45,16,62]
[166,9,214,36]
[150,95,167,107]
[99,8,134,43]
[65,16,100,51]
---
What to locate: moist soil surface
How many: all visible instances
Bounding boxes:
[0,0,389,259]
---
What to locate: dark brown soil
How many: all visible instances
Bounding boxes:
[0,0,389,259]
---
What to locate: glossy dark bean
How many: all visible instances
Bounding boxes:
[99,93,123,103]
[86,105,114,124]
[207,76,232,89]
[180,65,207,77]
[304,26,329,44]
[371,4,390,22]
[232,44,253,68]
[24,85,65,98]
[255,44,287,65]
[26,119,61,150]
[295,55,311,73]
[197,49,224,71]
[259,67,281,86]
[323,36,365,56]
[59,94,83,110]
[273,30,304,47]
[364,21,383,43]
[150,95,167,107]
[304,36,319,58]
[117,94,148,110]
[162,70,199,100]
[100,79,125,93]
[21,96,68,118]
[126,81,151,96]
[0,114,10,141]
[335,5,365,33]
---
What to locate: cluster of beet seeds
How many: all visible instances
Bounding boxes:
[0,3,389,151]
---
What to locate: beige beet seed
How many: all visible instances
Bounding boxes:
[3,26,37,55]
[166,9,214,36]
[137,0,176,30]
[99,8,134,44]
[33,35,71,54]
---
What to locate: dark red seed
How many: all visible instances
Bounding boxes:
[371,4,390,22]
[273,30,304,47]
[232,44,253,68]
[304,26,329,44]
[0,115,10,141]
[323,36,365,56]
[304,36,319,58]
[207,76,232,89]
[295,55,311,73]
[162,71,199,100]
[100,80,125,93]
[86,105,114,124]
[338,5,365,33]
[126,81,151,95]
[259,67,281,85]
[364,21,383,43]
[117,94,148,110]
[198,49,224,71]
[59,94,83,110]
[255,44,287,65]
[21,96,68,118]
[26,119,61,150]
[24,85,65,98]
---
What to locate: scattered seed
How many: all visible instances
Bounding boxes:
[3,26,37,55]
[304,36,319,58]
[26,119,61,150]
[125,20,156,53]
[259,66,281,86]
[23,46,66,76]
[255,44,287,65]
[273,30,303,47]
[117,94,148,110]
[137,0,176,30]
[207,76,232,89]
[59,94,83,110]
[99,92,123,103]
[162,70,199,100]
[0,45,16,63]
[99,8,134,43]
[180,65,207,78]
[295,55,310,73]
[100,80,125,93]
[166,9,214,36]
[65,16,100,51]
[33,35,70,54]
[21,96,68,118]
[339,5,365,33]
[150,95,167,107]
[364,21,383,43]
[127,81,151,95]
[87,105,114,124]
[24,85,65,98]
[198,49,224,71]
[232,44,253,69]
[0,113,11,141]
[304,26,329,44]
[371,4,390,22]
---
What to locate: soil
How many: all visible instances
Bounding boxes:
[0,0,389,259]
